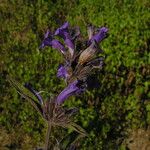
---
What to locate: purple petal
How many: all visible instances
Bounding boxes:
[54,22,69,35]
[54,22,75,56]
[56,80,85,105]
[40,30,53,48]
[51,39,66,54]
[90,27,108,43]
[24,83,43,105]
[57,64,68,79]
[40,30,66,54]
[44,30,51,38]
[65,39,74,56]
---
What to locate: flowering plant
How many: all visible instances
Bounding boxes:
[9,22,108,149]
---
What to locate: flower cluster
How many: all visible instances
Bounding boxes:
[9,22,108,149]
[9,22,108,128]
[40,22,108,105]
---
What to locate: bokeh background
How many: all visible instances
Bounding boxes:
[0,0,150,149]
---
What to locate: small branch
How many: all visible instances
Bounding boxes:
[45,122,52,150]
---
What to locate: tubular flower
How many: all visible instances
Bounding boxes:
[56,80,85,105]
[40,30,66,54]
[54,22,75,57]
[57,64,68,79]
[89,27,108,43]
[24,83,44,105]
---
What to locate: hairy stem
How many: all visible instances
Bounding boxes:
[45,122,52,150]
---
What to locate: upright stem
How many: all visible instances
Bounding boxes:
[45,122,52,150]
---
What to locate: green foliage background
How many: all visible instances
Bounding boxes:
[0,0,150,149]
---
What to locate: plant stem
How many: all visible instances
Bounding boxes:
[45,122,52,150]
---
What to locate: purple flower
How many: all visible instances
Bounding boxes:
[57,64,68,79]
[90,27,108,43]
[40,30,66,54]
[54,22,75,56]
[54,22,69,36]
[56,80,85,105]
[24,83,43,105]
[40,23,108,92]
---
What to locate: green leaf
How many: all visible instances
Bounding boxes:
[67,122,88,137]
[8,77,43,117]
